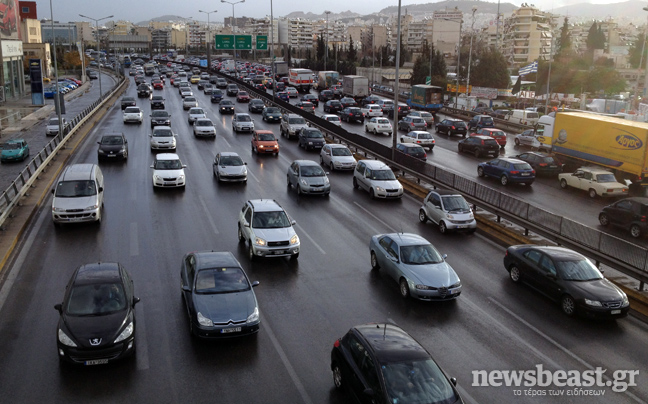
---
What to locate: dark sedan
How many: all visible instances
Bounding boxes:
[318,90,334,102]
[97,133,128,161]
[514,152,563,176]
[599,197,648,238]
[340,97,357,108]
[477,157,535,186]
[150,95,165,109]
[324,100,343,114]
[504,245,630,318]
[262,106,282,122]
[120,96,136,110]
[181,251,260,338]
[219,99,235,114]
[210,89,224,103]
[331,323,463,403]
[150,110,171,128]
[248,99,265,113]
[435,118,468,137]
[54,262,140,365]
[300,94,319,107]
[340,107,364,123]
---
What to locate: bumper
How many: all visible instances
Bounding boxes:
[194,131,216,137]
[445,220,477,232]
[333,162,356,170]
[298,184,331,194]
[52,208,101,224]
[192,321,260,339]
[412,286,462,300]
[98,152,127,160]
[234,126,254,132]
[373,189,404,199]
[578,303,630,319]
[58,338,135,365]
[153,178,185,188]
[123,118,142,123]
[255,145,279,154]
[509,175,535,183]
[251,244,300,258]
[218,173,247,182]
[265,116,281,122]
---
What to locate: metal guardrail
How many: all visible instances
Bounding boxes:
[0,74,126,228]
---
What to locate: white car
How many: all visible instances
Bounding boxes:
[360,104,383,118]
[151,153,186,189]
[180,88,193,98]
[149,126,177,151]
[400,130,435,150]
[46,117,67,136]
[123,106,143,124]
[193,118,216,138]
[232,113,255,133]
[187,107,206,125]
[320,144,357,171]
[558,167,628,198]
[365,117,393,135]
[213,152,247,183]
[323,114,342,127]
[353,159,403,199]
[238,199,300,261]
[285,87,298,98]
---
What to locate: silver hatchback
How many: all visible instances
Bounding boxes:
[419,189,477,234]
[287,160,330,196]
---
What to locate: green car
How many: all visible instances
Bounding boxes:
[0,139,29,163]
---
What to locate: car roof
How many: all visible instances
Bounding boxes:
[155,153,180,161]
[410,131,429,135]
[471,135,495,140]
[497,157,526,163]
[398,143,424,149]
[195,118,213,123]
[73,262,122,285]
[382,232,428,246]
[429,189,465,197]
[192,251,241,270]
[248,199,284,212]
[353,323,431,363]
[361,160,391,169]
[619,197,648,205]
[479,128,502,132]
[61,163,97,181]
[579,167,614,174]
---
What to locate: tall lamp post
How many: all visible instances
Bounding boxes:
[79,13,113,98]
[466,6,477,96]
[221,0,245,77]
[199,9,218,72]
[391,0,403,159]
[49,1,63,137]
[324,10,331,70]
[270,0,275,102]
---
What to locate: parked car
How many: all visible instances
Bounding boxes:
[298,127,325,150]
[248,99,265,113]
[397,115,427,132]
[478,157,535,186]
[320,144,356,171]
[365,117,392,135]
[323,100,343,114]
[149,126,177,151]
[458,135,500,158]
[123,106,143,124]
[193,118,216,138]
[503,245,630,318]
[467,114,495,131]
[419,189,477,234]
[96,133,127,161]
[400,130,435,149]
[287,159,331,196]
[514,152,563,176]
[219,99,235,114]
[340,107,364,123]
[353,160,403,199]
[151,153,186,189]
[599,197,648,238]
[213,152,248,182]
[471,128,507,147]
[559,167,629,198]
[232,113,255,133]
[396,143,427,161]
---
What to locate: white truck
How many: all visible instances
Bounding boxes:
[222,60,236,73]
[342,75,369,100]
[288,68,313,93]
[273,61,289,77]
[315,71,339,91]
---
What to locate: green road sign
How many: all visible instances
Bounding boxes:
[235,35,252,50]
[214,35,234,50]
[425,76,431,85]
[256,35,267,50]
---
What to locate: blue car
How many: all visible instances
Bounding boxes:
[210,89,224,103]
[0,139,29,162]
[44,86,64,99]
[477,157,535,186]
[277,91,289,102]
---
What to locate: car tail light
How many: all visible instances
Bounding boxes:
[349,113,353,116]
[538,163,548,167]
[424,123,428,128]
[334,339,340,348]
[416,140,421,144]
[532,170,536,174]
[451,126,456,130]
[641,216,647,222]
[511,171,520,174]
[411,122,415,126]
[607,189,615,193]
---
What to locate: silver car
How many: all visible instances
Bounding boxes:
[320,144,356,171]
[213,152,247,183]
[369,232,462,300]
[193,118,216,138]
[287,160,330,196]
[46,117,67,136]
[353,160,403,199]
[182,96,198,110]
[419,189,477,234]
[232,113,255,133]
[187,107,206,125]
[238,199,300,261]
[408,110,435,126]
[149,126,177,151]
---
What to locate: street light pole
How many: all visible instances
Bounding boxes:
[466,6,477,96]
[441,17,463,108]
[199,9,218,72]
[392,0,402,159]
[270,0,275,102]
[79,13,113,98]
[324,11,331,71]
[221,0,245,77]
[49,0,63,137]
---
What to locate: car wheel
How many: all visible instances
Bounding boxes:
[630,224,642,238]
[297,186,302,195]
[369,188,376,199]
[500,175,509,186]
[560,179,568,189]
[332,364,343,389]
[287,175,291,188]
[598,213,610,226]
[474,149,481,158]
[399,278,410,299]
[370,251,380,270]
[477,166,485,177]
[509,265,521,283]
[439,221,447,234]
[407,126,411,132]
[561,295,576,316]
[248,244,256,261]
[515,138,521,146]
[352,177,359,189]
[290,252,299,260]
[365,125,368,133]
[418,209,428,223]
[589,188,597,198]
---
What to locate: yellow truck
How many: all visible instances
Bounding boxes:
[536,112,648,186]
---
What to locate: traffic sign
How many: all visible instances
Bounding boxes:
[256,35,267,50]
[235,35,252,50]
[214,35,234,50]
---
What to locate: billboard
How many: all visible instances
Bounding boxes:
[0,0,18,40]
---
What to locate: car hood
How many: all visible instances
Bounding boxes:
[193,291,256,323]
[53,195,98,210]
[566,278,626,301]
[151,137,175,146]
[153,168,183,177]
[218,165,247,175]
[401,261,460,287]
[61,310,129,348]
[332,156,356,164]
[290,124,308,130]
[99,144,124,153]
[254,227,295,242]
[369,179,402,189]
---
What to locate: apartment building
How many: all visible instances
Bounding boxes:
[278,18,313,49]
[501,4,553,66]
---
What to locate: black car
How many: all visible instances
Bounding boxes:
[150,95,165,109]
[275,81,286,92]
[181,251,260,338]
[330,85,343,99]
[120,96,136,110]
[298,128,326,150]
[341,107,364,123]
[435,118,468,137]
[301,94,319,107]
[197,80,208,90]
[330,323,462,404]
[248,99,265,113]
[54,262,139,365]
[137,83,151,98]
[396,143,427,161]
[340,97,357,108]
[97,133,128,161]
[360,95,381,107]
[150,110,171,128]
[211,89,224,103]
[458,135,499,158]
[226,84,239,96]
[493,109,512,119]
[219,99,235,114]
[209,75,219,84]
[387,103,411,119]
[262,106,282,122]
[324,100,343,114]
[504,245,630,318]
[473,106,495,116]
[319,90,334,102]
[599,197,648,238]
[514,152,563,176]
[467,114,495,131]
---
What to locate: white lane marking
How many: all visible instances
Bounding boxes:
[136,302,150,370]
[219,136,232,148]
[293,223,326,255]
[353,201,397,233]
[326,194,383,235]
[261,312,314,404]
[199,195,220,234]
[488,297,644,403]
[130,222,139,256]
[247,169,260,183]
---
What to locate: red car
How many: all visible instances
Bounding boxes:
[152,80,164,90]
[470,128,508,147]
[236,91,250,103]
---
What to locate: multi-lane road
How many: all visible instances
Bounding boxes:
[0,69,646,403]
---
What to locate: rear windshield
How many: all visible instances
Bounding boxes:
[481,117,494,124]
[124,107,140,113]
[417,132,433,139]
[289,117,306,124]
[484,139,498,145]
[513,163,533,170]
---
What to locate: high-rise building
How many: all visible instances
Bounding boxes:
[501,4,554,66]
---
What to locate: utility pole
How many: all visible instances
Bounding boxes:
[325,11,331,70]
[79,13,113,98]
[392,0,402,159]
[222,0,245,77]
[199,9,217,72]
[466,6,477,96]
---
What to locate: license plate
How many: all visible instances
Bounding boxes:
[457,225,467,229]
[85,359,109,365]
[521,173,530,176]
[611,309,621,315]
[221,327,242,334]
[273,250,285,255]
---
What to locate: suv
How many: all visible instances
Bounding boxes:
[467,114,495,131]
[237,199,300,261]
[599,197,648,238]
[298,127,326,150]
[280,114,308,139]
[458,135,499,158]
[353,160,403,199]
[419,189,477,234]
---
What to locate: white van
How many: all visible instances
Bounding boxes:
[508,109,540,126]
[51,164,104,226]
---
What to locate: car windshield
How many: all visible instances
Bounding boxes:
[305,130,323,138]
[265,107,279,114]
[190,109,204,115]
[152,111,169,117]
[237,115,251,122]
[124,107,140,114]
[330,101,341,106]
[251,100,264,105]
[222,101,233,106]
[371,169,396,181]
[258,133,275,141]
[194,267,250,294]
[2,143,21,150]
[440,195,471,212]
[596,173,617,183]
[482,117,494,124]
[382,359,458,404]
[152,96,163,101]
[55,180,97,197]
[252,211,291,229]
[100,136,124,145]
[400,244,444,264]
[557,259,603,281]
[219,155,244,166]
[66,283,127,316]
[196,120,213,127]
[332,147,352,157]
[153,129,173,137]
[154,159,182,169]
[289,117,306,125]
[300,165,326,177]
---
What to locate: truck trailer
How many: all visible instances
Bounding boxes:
[342,75,369,100]
[315,71,339,91]
[288,68,313,93]
[407,85,444,114]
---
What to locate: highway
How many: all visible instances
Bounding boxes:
[0,70,646,403]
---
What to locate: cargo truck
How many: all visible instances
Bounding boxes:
[273,61,289,77]
[342,75,369,100]
[535,112,648,188]
[407,85,444,114]
[288,68,313,93]
[314,71,339,91]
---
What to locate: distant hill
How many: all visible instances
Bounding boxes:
[551,0,647,22]
[284,11,361,20]
[135,15,185,26]
[378,0,518,16]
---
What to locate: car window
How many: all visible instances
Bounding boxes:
[252,211,291,229]
[379,236,392,251]
[556,259,603,281]
[55,180,97,197]
[400,244,444,265]
[332,147,351,157]
[428,192,441,207]
[497,160,509,168]
[194,267,250,294]
[219,155,244,166]
[257,132,275,141]
[289,117,305,124]
[153,129,173,137]
[615,200,632,211]
[154,159,182,169]
[596,173,616,183]
[186,255,196,284]
[523,249,542,265]
[382,359,459,404]
[124,107,140,113]
[441,195,470,212]
[539,255,557,276]
[513,163,532,170]
[66,283,126,315]
[371,169,396,181]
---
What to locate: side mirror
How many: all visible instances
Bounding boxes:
[546,273,557,280]
[150,164,154,169]
[132,297,141,307]
[450,377,457,386]
[181,285,191,292]
[291,220,297,225]
[442,254,448,260]
[98,187,104,193]
[182,165,187,168]
[251,281,260,287]
[54,303,62,313]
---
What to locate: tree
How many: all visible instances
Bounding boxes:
[470,49,509,88]
[556,17,571,55]
[628,36,647,68]
[586,22,605,51]
[410,53,428,86]
[347,37,357,64]
[316,35,325,63]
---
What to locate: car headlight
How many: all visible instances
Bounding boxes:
[469,212,474,219]
[58,328,77,347]
[197,312,213,327]
[300,179,308,187]
[247,306,259,323]
[376,186,385,193]
[154,174,163,181]
[415,284,431,290]
[114,322,134,343]
[85,204,99,211]
[450,282,462,289]
[584,299,602,307]
[98,149,105,154]
[254,237,266,246]
[447,214,455,220]
[178,175,185,181]
[290,234,300,245]
[621,294,629,306]
[324,177,330,185]
[308,141,313,145]
[121,147,127,153]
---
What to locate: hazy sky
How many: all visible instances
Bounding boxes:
[35,0,616,24]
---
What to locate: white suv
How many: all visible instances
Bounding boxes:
[353,160,403,199]
[238,199,300,261]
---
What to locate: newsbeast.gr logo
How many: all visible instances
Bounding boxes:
[472,365,639,396]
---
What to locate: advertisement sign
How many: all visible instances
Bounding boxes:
[471,86,498,100]
[0,0,18,40]
[446,83,471,94]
